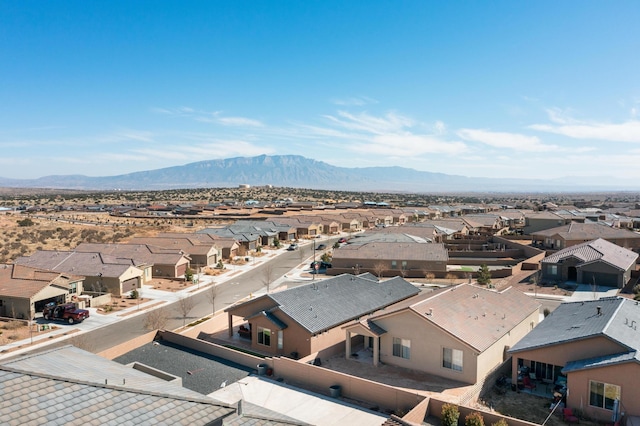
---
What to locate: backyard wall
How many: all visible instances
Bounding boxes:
[98,330,158,360]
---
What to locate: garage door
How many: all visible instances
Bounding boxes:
[122,278,138,293]
[176,263,187,277]
[582,271,618,287]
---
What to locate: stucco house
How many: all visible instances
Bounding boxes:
[509,297,640,422]
[329,241,449,278]
[541,238,638,288]
[224,274,420,359]
[75,243,191,279]
[128,235,221,268]
[0,264,84,319]
[344,284,540,385]
[531,222,640,251]
[14,250,144,297]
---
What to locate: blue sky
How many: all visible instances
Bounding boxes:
[1,1,640,183]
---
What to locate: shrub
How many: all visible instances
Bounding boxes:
[17,218,34,227]
[130,289,139,299]
[465,412,484,426]
[477,264,491,285]
[543,308,551,317]
[441,403,460,426]
[491,419,508,426]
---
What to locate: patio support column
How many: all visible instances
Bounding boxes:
[345,330,351,360]
[373,336,379,367]
[228,312,233,337]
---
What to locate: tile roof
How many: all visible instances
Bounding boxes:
[510,297,640,353]
[0,264,78,299]
[0,346,236,426]
[532,222,640,240]
[407,284,540,352]
[75,243,188,266]
[14,250,140,279]
[259,275,419,334]
[332,242,448,262]
[562,351,640,373]
[542,238,638,270]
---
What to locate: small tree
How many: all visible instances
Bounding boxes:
[144,308,169,330]
[17,218,34,227]
[372,261,386,279]
[321,252,331,263]
[491,419,508,426]
[206,285,217,316]
[465,412,485,426]
[477,264,491,286]
[176,295,195,327]
[273,238,281,248]
[262,263,275,293]
[441,403,460,426]
[184,268,194,282]
[333,241,340,249]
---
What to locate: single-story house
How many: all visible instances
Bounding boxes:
[75,243,190,280]
[127,236,221,268]
[159,233,240,261]
[224,274,420,359]
[0,264,84,319]
[509,297,640,422]
[541,238,638,288]
[329,242,449,278]
[344,284,540,384]
[14,250,144,297]
[531,222,640,251]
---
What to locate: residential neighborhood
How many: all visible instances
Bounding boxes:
[2,193,640,425]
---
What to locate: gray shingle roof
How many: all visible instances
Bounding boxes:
[0,346,236,426]
[542,238,638,270]
[532,222,640,240]
[266,274,419,334]
[510,297,640,353]
[562,351,640,374]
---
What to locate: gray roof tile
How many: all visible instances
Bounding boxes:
[542,238,638,270]
[266,274,419,334]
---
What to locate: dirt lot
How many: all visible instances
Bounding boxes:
[478,388,605,426]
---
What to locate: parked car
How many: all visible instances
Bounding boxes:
[287,243,299,251]
[42,302,90,324]
[310,261,332,269]
[338,237,348,243]
[316,244,327,250]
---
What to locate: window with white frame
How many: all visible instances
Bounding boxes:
[69,282,77,294]
[589,380,621,411]
[392,337,410,359]
[443,347,463,371]
[549,265,558,275]
[257,327,271,346]
[391,260,397,268]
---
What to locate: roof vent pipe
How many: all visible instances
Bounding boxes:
[597,306,602,316]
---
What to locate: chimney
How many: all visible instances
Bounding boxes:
[597,306,602,316]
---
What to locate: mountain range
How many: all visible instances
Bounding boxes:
[0,155,627,193]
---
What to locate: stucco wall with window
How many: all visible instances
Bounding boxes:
[567,363,640,421]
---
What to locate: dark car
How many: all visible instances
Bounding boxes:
[316,244,327,250]
[338,237,347,243]
[310,261,332,269]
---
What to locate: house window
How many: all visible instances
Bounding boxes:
[257,327,271,346]
[392,337,410,359]
[277,330,283,349]
[69,282,77,294]
[549,265,558,275]
[530,361,555,381]
[443,347,463,371]
[391,261,397,268]
[589,381,620,411]
[401,261,407,269]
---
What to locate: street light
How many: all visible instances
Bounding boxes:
[313,240,316,281]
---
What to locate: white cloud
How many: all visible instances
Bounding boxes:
[331,96,378,106]
[216,116,264,127]
[433,121,446,135]
[530,120,640,143]
[457,128,559,152]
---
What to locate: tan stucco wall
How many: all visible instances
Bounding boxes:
[376,308,539,384]
[566,363,640,421]
[0,296,32,320]
[510,335,626,384]
[375,310,476,384]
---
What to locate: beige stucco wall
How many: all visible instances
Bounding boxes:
[375,310,476,384]
[510,335,626,384]
[566,363,640,421]
[375,307,538,385]
[0,296,32,320]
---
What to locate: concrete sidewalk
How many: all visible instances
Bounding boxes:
[0,236,335,359]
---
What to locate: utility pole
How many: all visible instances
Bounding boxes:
[313,239,316,281]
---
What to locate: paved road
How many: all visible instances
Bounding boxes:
[16,238,337,356]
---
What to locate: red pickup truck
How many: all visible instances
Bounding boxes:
[43,302,90,324]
